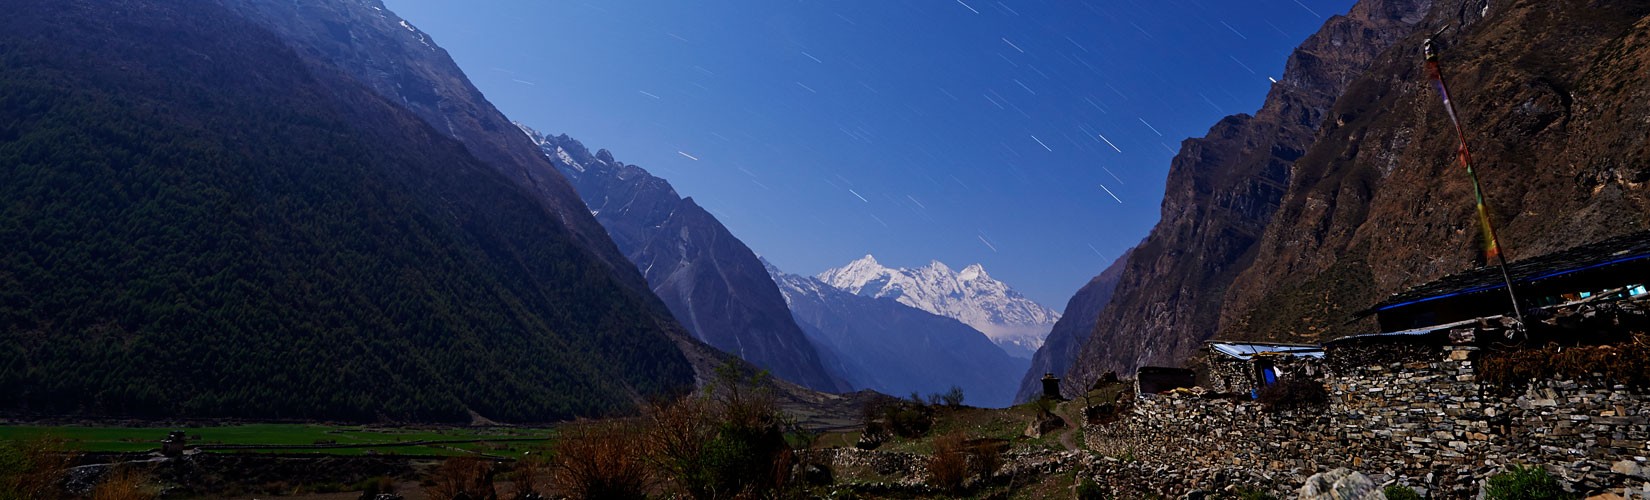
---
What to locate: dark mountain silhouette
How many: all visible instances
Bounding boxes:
[1014,246,1132,403]
[0,0,696,422]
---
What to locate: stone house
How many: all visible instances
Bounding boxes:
[1202,341,1324,398]
[1135,366,1197,395]
[1359,230,1650,334]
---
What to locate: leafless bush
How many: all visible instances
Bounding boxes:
[91,467,156,500]
[551,422,649,500]
[646,362,796,499]
[423,456,496,500]
[968,439,1005,480]
[0,435,77,500]
[508,454,547,500]
[927,431,969,492]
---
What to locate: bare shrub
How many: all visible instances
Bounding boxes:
[91,467,155,500]
[0,435,77,500]
[423,456,496,500]
[508,454,547,500]
[968,439,1005,481]
[927,431,969,492]
[356,476,397,499]
[551,422,649,500]
[647,362,796,499]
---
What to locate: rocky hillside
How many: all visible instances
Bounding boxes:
[1220,0,1650,341]
[819,256,1059,359]
[1014,246,1132,403]
[1065,0,1433,384]
[523,129,842,392]
[768,262,1028,408]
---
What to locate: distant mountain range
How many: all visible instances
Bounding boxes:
[768,261,1028,407]
[818,255,1060,359]
[521,127,843,392]
[519,125,1047,402]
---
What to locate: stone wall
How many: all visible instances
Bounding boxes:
[1087,344,1650,498]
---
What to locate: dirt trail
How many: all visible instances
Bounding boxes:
[1056,424,1079,451]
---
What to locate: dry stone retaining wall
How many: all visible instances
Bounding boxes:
[1087,345,1650,498]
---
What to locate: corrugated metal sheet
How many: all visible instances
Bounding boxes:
[1326,318,1479,345]
[1207,341,1325,360]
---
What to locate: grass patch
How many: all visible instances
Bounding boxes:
[0,424,553,455]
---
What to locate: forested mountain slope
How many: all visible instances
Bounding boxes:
[0,0,694,422]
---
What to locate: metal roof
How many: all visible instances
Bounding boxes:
[1324,318,1480,345]
[1207,341,1325,360]
[1363,230,1650,315]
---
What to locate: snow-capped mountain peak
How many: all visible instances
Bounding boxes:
[816,255,1058,359]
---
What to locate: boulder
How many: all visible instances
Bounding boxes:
[1296,468,1385,500]
[1024,414,1067,439]
[1611,460,1644,478]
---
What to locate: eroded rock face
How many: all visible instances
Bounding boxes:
[1065,0,1434,385]
[1220,1,1650,343]
[1069,0,1650,382]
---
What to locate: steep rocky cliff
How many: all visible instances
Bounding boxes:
[1065,0,1433,386]
[1014,246,1132,403]
[525,130,843,392]
[1220,0,1650,341]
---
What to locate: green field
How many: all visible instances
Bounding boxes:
[0,424,555,456]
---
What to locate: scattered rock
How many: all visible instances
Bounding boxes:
[1297,468,1384,500]
[1024,414,1066,439]
[1612,460,1643,478]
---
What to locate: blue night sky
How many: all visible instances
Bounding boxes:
[381,0,1358,309]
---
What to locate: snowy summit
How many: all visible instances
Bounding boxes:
[817,255,1060,359]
